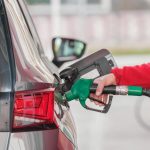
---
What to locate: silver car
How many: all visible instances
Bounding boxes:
[0,0,87,149]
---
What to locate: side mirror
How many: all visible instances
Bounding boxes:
[52,37,86,67]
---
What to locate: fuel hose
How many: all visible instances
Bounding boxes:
[90,84,150,97]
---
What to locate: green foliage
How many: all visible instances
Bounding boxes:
[112,49,150,55]
[26,0,49,5]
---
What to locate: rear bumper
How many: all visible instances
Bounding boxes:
[7,129,75,150]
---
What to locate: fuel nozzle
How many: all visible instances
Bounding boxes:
[65,79,93,107]
[65,78,112,113]
[65,78,150,113]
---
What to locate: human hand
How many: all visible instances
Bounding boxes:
[90,73,116,105]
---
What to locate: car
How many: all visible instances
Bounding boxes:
[0,0,86,150]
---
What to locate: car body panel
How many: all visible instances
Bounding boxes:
[5,0,55,83]
[0,0,77,149]
[8,129,74,150]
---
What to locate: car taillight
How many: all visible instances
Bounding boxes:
[13,90,54,130]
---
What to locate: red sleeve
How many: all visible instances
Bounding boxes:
[111,63,150,88]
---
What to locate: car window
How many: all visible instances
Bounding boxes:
[4,0,54,82]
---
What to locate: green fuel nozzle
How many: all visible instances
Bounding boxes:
[65,78,93,108]
[65,78,150,112]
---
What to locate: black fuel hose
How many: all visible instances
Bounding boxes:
[91,84,150,97]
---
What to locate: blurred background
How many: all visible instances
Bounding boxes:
[25,0,150,150]
[26,0,150,56]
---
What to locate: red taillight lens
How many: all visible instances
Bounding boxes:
[13,90,54,129]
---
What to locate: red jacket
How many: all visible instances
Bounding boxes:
[111,63,150,88]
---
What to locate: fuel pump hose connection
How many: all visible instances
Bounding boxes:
[65,78,150,108]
